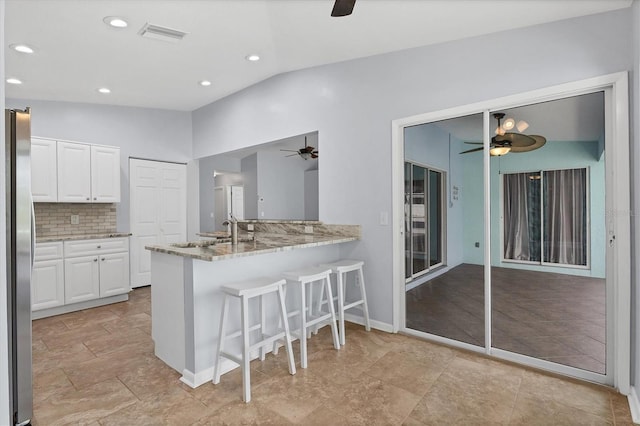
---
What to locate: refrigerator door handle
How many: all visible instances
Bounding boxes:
[30,194,35,269]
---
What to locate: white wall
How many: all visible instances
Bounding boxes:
[192,9,633,326]
[4,98,193,233]
[0,1,10,423]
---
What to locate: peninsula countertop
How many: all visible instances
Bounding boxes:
[145,232,358,262]
[36,232,132,243]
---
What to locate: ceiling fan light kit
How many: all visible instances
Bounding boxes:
[280,136,318,160]
[461,112,546,156]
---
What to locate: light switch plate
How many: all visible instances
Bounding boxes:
[304,226,313,234]
[379,211,389,226]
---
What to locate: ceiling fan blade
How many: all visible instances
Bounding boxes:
[499,132,536,148]
[509,135,547,153]
[464,142,483,145]
[331,0,356,17]
[280,149,298,152]
[459,147,484,154]
[285,153,299,157]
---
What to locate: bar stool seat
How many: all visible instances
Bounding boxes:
[320,259,371,346]
[212,277,296,403]
[281,266,340,369]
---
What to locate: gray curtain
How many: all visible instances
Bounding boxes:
[503,173,532,261]
[543,168,587,265]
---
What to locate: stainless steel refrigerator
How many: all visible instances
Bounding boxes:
[5,108,33,426]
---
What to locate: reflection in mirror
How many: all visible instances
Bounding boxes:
[490,92,606,374]
[404,113,485,347]
[198,132,319,232]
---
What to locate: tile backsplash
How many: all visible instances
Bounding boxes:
[34,203,117,237]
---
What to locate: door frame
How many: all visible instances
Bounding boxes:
[391,72,630,392]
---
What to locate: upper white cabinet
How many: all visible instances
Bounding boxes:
[31,138,58,202]
[91,145,121,202]
[49,139,120,203]
[57,141,92,202]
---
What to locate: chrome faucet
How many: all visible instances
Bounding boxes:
[222,214,238,245]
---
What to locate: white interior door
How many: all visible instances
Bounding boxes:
[130,159,187,288]
[231,185,244,219]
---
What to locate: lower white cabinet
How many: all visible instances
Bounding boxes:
[64,237,130,303]
[32,242,65,311]
[33,237,130,313]
[64,255,100,304]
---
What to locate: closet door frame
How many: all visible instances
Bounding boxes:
[391,72,630,393]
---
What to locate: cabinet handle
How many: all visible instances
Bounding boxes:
[94,258,98,262]
[97,245,101,249]
[94,197,97,200]
[86,197,90,200]
[101,257,105,261]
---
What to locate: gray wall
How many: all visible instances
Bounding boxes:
[304,169,319,221]
[241,153,258,219]
[192,9,633,326]
[255,149,312,220]
[0,1,9,422]
[4,98,193,233]
[633,0,640,390]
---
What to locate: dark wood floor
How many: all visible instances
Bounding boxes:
[406,264,606,374]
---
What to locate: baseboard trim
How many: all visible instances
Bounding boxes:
[343,313,393,333]
[181,358,238,388]
[32,293,129,320]
[628,386,640,424]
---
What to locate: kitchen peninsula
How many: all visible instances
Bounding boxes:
[145,220,360,388]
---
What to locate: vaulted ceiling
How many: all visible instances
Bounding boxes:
[4,0,632,111]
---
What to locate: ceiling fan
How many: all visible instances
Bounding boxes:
[280,137,318,160]
[331,0,356,17]
[460,113,546,156]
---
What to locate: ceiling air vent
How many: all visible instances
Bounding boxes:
[138,23,187,43]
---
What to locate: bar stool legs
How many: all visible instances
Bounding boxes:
[212,278,296,403]
[283,266,340,369]
[323,260,371,346]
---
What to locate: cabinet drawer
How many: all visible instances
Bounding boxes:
[34,242,64,261]
[64,237,129,257]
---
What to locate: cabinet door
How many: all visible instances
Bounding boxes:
[31,138,58,202]
[57,142,91,203]
[32,259,64,311]
[64,255,100,304]
[99,252,130,297]
[91,145,121,202]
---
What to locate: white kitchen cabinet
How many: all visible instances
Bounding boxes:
[64,255,100,304]
[91,145,121,202]
[99,252,130,297]
[64,237,130,303]
[57,141,92,202]
[31,138,58,202]
[32,242,64,311]
[56,141,121,203]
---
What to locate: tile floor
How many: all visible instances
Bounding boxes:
[406,264,606,373]
[32,286,632,425]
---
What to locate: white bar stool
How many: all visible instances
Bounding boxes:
[282,266,340,369]
[212,277,296,403]
[321,260,371,346]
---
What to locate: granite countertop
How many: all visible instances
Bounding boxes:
[37,232,132,243]
[145,232,358,262]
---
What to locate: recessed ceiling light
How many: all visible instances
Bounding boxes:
[10,44,34,54]
[6,78,22,85]
[98,87,111,94]
[103,16,128,28]
[199,80,212,87]
[245,54,260,62]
